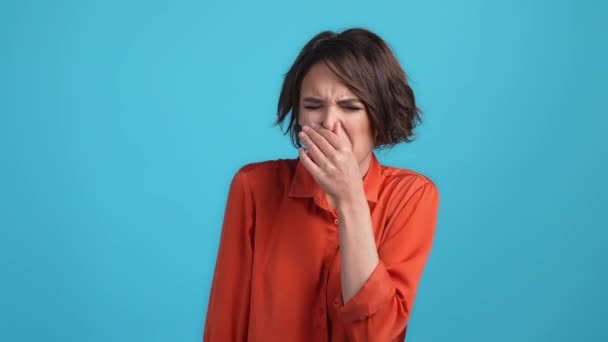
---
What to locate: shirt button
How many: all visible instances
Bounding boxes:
[334,218,339,225]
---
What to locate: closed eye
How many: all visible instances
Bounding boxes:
[303,106,362,111]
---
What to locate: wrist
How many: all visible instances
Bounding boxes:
[337,187,367,213]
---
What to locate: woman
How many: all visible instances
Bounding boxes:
[204,28,440,342]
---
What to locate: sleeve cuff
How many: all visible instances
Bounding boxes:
[334,259,397,323]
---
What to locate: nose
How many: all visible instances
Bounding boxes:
[320,105,340,131]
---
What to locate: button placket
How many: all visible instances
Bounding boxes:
[330,205,339,226]
[333,296,341,308]
[323,245,340,326]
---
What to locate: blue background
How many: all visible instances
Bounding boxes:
[1,0,606,341]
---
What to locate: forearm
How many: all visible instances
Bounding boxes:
[332,182,439,341]
[337,189,380,303]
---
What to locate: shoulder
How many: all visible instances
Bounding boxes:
[377,163,440,228]
[232,157,298,194]
[381,163,438,193]
[377,162,440,211]
[236,158,296,180]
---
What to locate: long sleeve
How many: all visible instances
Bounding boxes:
[334,180,440,341]
[203,169,255,341]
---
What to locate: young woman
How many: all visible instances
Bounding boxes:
[204,27,440,342]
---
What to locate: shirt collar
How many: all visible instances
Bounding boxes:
[288,151,383,204]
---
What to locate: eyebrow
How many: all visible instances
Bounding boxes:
[302,97,363,105]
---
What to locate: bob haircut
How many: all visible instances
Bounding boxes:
[275,27,422,150]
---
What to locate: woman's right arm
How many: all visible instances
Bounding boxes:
[203,169,255,341]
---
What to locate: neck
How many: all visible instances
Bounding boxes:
[359,152,373,179]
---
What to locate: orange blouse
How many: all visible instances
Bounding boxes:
[203,152,440,342]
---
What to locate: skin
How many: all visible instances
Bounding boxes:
[297,61,380,304]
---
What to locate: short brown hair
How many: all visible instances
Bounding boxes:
[274,28,423,148]
[274,27,422,150]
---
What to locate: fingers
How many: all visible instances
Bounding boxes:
[298,147,322,178]
[299,129,329,169]
[334,122,352,151]
[307,123,344,151]
[302,125,337,154]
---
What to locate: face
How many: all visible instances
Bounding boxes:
[298,62,375,171]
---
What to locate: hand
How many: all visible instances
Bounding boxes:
[298,122,365,206]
